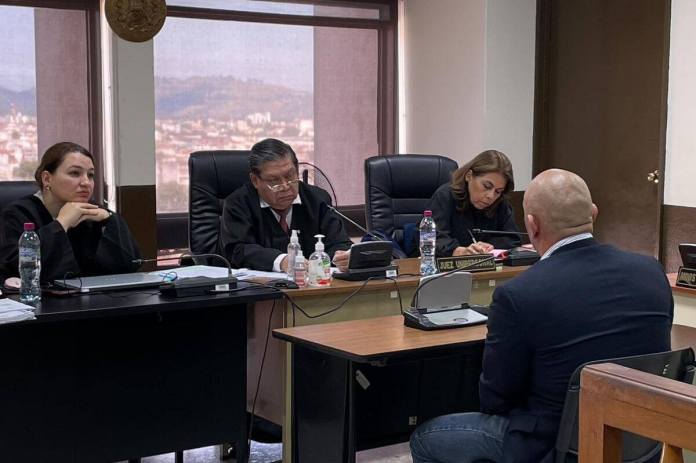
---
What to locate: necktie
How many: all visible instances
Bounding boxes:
[275,208,289,234]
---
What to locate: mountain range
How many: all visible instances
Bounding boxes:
[155,76,313,121]
[0,76,313,120]
[0,87,36,116]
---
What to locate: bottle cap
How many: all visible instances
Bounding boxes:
[23,222,35,231]
[295,254,305,264]
[314,234,325,251]
[423,210,432,217]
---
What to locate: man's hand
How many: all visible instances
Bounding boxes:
[332,250,350,272]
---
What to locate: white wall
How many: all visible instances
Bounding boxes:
[402,0,536,189]
[484,0,536,190]
[402,0,487,164]
[105,33,156,189]
[664,0,696,207]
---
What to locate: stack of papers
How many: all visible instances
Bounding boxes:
[149,265,291,281]
[0,298,36,325]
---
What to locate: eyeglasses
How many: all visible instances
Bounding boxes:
[264,178,301,193]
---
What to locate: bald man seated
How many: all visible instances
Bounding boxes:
[410,169,673,463]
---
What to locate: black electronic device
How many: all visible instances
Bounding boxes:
[159,275,238,298]
[679,244,696,268]
[505,247,540,266]
[333,241,398,281]
[268,279,299,290]
[327,205,407,259]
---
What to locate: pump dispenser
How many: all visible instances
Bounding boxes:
[287,229,301,282]
[308,234,331,287]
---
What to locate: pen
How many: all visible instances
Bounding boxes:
[468,229,478,246]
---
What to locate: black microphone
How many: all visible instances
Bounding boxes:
[472,228,529,236]
[132,252,234,277]
[326,205,407,260]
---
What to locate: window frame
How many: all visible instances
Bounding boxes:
[155,0,397,250]
[0,0,104,203]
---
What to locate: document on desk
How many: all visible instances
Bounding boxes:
[149,265,289,281]
[0,298,36,324]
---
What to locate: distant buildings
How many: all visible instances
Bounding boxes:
[0,107,38,181]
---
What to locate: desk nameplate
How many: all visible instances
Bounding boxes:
[676,267,696,289]
[436,254,496,273]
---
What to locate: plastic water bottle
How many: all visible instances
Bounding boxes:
[18,222,41,306]
[419,210,437,276]
[294,254,307,288]
[287,229,301,282]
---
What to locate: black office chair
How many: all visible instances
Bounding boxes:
[364,154,457,255]
[0,180,38,226]
[188,150,251,255]
[554,347,696,463]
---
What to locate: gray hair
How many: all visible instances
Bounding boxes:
[249,138,298,175]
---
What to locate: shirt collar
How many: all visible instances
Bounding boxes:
[541,233,594,260]
[259,195,302,209]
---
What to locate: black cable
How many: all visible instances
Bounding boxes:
[385,276,404,314]
[299,161,338,207]
[247,298,277,449]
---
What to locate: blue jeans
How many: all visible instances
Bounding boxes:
[410,412,509,463]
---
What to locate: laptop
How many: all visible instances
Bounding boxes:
[404,272,488,330]
[54,272,167,292]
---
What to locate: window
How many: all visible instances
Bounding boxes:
[0,1,101,191]
[154,1,396,216]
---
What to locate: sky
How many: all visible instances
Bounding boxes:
[154,16,314,93]
[0,6,36,92]
[0,4,314,94]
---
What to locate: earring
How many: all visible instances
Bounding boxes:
[45,185,51,192]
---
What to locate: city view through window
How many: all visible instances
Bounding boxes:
[0,6,38,182]
[154,17,316,213]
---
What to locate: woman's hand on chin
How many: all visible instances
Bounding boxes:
[56,202,101,231]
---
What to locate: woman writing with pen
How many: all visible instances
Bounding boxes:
[427,150,521,257]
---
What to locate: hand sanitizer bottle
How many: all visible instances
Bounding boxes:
[287,229,301,282]
[308,234,332,287]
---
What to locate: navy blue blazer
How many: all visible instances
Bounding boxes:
[479,238,673,463]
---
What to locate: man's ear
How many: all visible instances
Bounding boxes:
[525,213,539,239]
[250,172,260,189]
[591,203,599,223]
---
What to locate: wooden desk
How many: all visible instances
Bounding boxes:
[247,259,528,458]
[579,362,696,462]
[669,273,696,328]
[246,260,524,402]
[274,317,696,463]
[0,283,281,463]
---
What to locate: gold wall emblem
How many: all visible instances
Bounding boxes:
[105,0,167,43]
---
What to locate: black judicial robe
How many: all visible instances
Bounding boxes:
[427,183,521,257]
[220,182,352,271]
[0,195,142,284]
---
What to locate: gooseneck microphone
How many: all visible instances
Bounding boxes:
[132,252,234,276]
[472,228,529,236]
[326,205,407,260]
[410,255,496,309]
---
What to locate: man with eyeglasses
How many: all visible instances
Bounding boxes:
[220,138,352,272]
